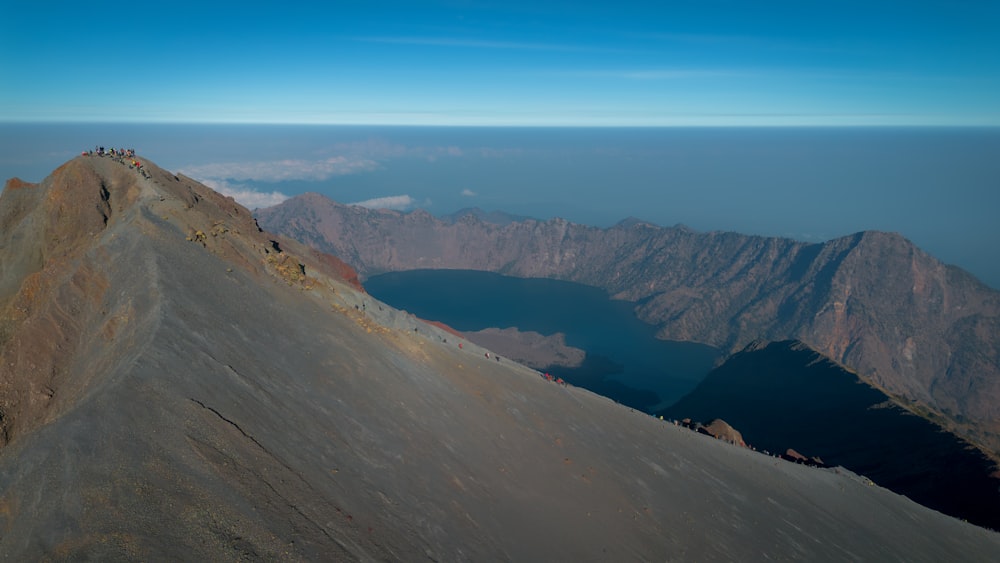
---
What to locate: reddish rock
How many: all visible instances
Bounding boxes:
[702,419,747,447]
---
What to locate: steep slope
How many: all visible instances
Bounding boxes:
[1,157,1000,560]
[257,195,1000,453]
[663,340,1000,531]
[0,156,360,448]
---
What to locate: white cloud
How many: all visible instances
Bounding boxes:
[180,156,377,183]
[201,179,290,209]
[461,189,477,197]
[350,195,417,211]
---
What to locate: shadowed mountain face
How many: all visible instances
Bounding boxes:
[257,195,1000,454]
[663,340,1000,531]
[2,157,1000,559]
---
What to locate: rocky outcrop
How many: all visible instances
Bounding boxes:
[701,418,747,448]
[782,449,825,467]
[257,195,1000,453]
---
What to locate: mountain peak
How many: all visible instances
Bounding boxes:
[0,154,364,441]
[440,206,533,226]
[613,216,659,229]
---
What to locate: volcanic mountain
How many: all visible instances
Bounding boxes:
[257,195,1000,455]
[1,156,999,559]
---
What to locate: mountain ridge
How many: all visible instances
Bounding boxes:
[0,157,366,446]
[257,193,1000,454]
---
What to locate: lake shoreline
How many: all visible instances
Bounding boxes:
[365,269,721,412]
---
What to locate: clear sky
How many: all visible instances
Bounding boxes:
[2,1,998,126]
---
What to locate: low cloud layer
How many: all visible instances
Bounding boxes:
[181,156,378,183]
[461,188,477,196]
[201,179,290,210]
[349,195,418,211]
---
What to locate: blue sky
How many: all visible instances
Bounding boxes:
[2,1,998,126]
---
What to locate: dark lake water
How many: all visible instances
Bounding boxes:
[365,269,720,412]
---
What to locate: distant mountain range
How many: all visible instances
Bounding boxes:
[439,207,532,226]
[257,195,1000,456]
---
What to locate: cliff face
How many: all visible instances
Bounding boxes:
[257,195,1000,450]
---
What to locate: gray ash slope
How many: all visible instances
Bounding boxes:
[0,157,998,560]
[257,194,1000,457]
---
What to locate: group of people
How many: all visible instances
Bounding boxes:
[540,372,568,386]
[84,146,149,178]
[92,146,135,158]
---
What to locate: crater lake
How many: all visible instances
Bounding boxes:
[365,269,721,412]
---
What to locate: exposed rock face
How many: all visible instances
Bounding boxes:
[782,449,821,466]
[663,339,1000,530]
[3,157,1000,559]
[257,195,1000,452]
[701,419,747,448]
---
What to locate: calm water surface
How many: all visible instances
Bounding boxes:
[365,269,720,412]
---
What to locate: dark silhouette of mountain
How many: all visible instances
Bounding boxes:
[257,194,1000,455]
[2,156,999,559]
[663,340,1000,531]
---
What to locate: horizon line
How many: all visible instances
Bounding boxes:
[3,120,1000,129]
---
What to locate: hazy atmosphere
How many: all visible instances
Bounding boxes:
[3,2,998,285]
[3,1,999,286]
[2,124,998,289]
